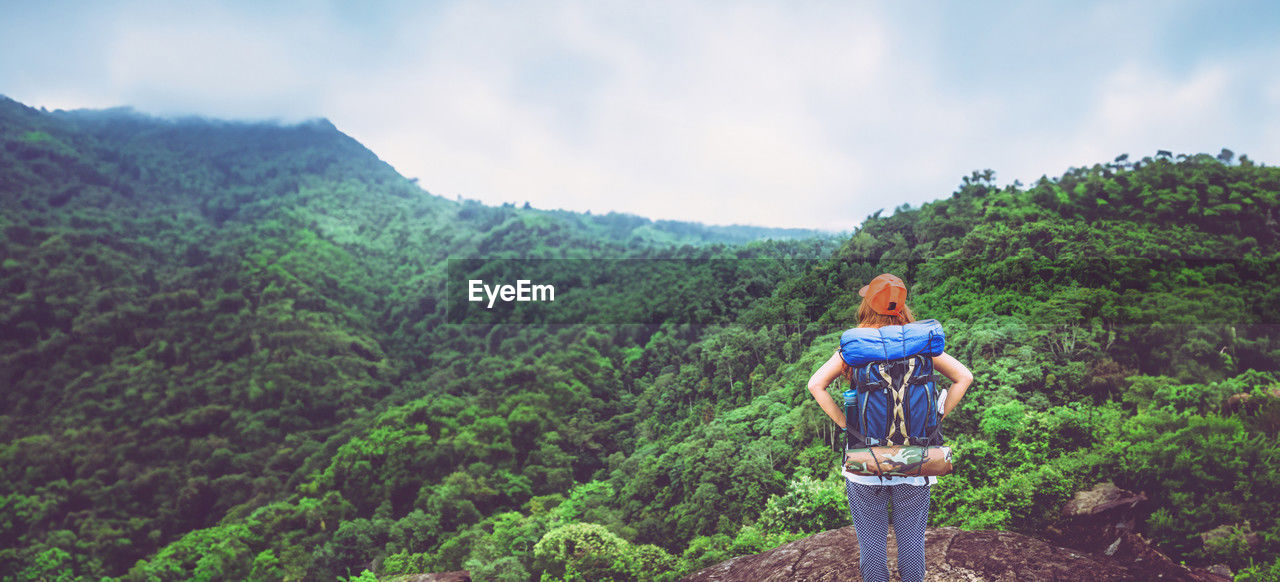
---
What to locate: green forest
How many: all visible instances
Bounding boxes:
[2,95,1279,581]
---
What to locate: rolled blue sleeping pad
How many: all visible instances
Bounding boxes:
[839,319,946,366]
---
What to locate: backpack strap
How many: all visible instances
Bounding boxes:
[907,423,945,447]
[855,359,934,391]
[844,425,875,449]
[843,390,878,448]
[854,364,888,393]
[908,373,937,386]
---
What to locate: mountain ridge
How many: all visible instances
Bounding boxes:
[2,94,833,239]
[0,95,839,579]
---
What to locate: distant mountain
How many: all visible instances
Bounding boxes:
[0,96,836,580]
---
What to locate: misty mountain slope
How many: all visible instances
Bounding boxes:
[3,95,1279,580]
[0,96,836,580]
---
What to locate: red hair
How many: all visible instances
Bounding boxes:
[856,297,916,328]
[843,290,917,381]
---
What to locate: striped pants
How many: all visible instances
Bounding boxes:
[844,481,931,582]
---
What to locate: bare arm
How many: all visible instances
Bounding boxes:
[933,351,973,418]
[807,351,848,429]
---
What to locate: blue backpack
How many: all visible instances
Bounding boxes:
[839,319,947,450]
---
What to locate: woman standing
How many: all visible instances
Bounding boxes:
[806,273,973,582]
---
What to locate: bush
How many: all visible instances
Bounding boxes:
[1236,557,1280,582]
[531,522,678,582]
[756,475,847,535]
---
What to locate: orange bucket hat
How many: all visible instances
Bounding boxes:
[858,273,907,316]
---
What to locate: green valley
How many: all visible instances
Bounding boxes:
[1,96,1278,581]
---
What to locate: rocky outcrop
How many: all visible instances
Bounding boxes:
[1048,481,1233,579]
[1199,522,1260,553]
[680,526,1229,581]
[1060,481,1147,522]
[387,483,1230,582]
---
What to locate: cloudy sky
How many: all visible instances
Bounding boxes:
[3,1,1278,230]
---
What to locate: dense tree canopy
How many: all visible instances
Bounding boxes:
[2,96,1278,580]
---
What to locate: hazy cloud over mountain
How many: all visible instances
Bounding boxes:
[4,0,1277,229]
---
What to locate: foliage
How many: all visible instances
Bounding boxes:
[531,522,677,582]
[2,94,1279,580]
[756,475,847,536]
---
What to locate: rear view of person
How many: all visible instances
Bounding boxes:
[806,273,973,582]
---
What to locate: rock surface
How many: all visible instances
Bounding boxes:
[1060,481,1147,520]
[1047,481,1232,579]
[680,526,1229,581]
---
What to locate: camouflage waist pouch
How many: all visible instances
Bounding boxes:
[844,445,953,477]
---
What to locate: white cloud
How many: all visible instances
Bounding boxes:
[4,0,1279,229]
[324,2,926,229]
[1014,60,1273,182]
[1088,63,1232,152]
[99,3,334,119]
